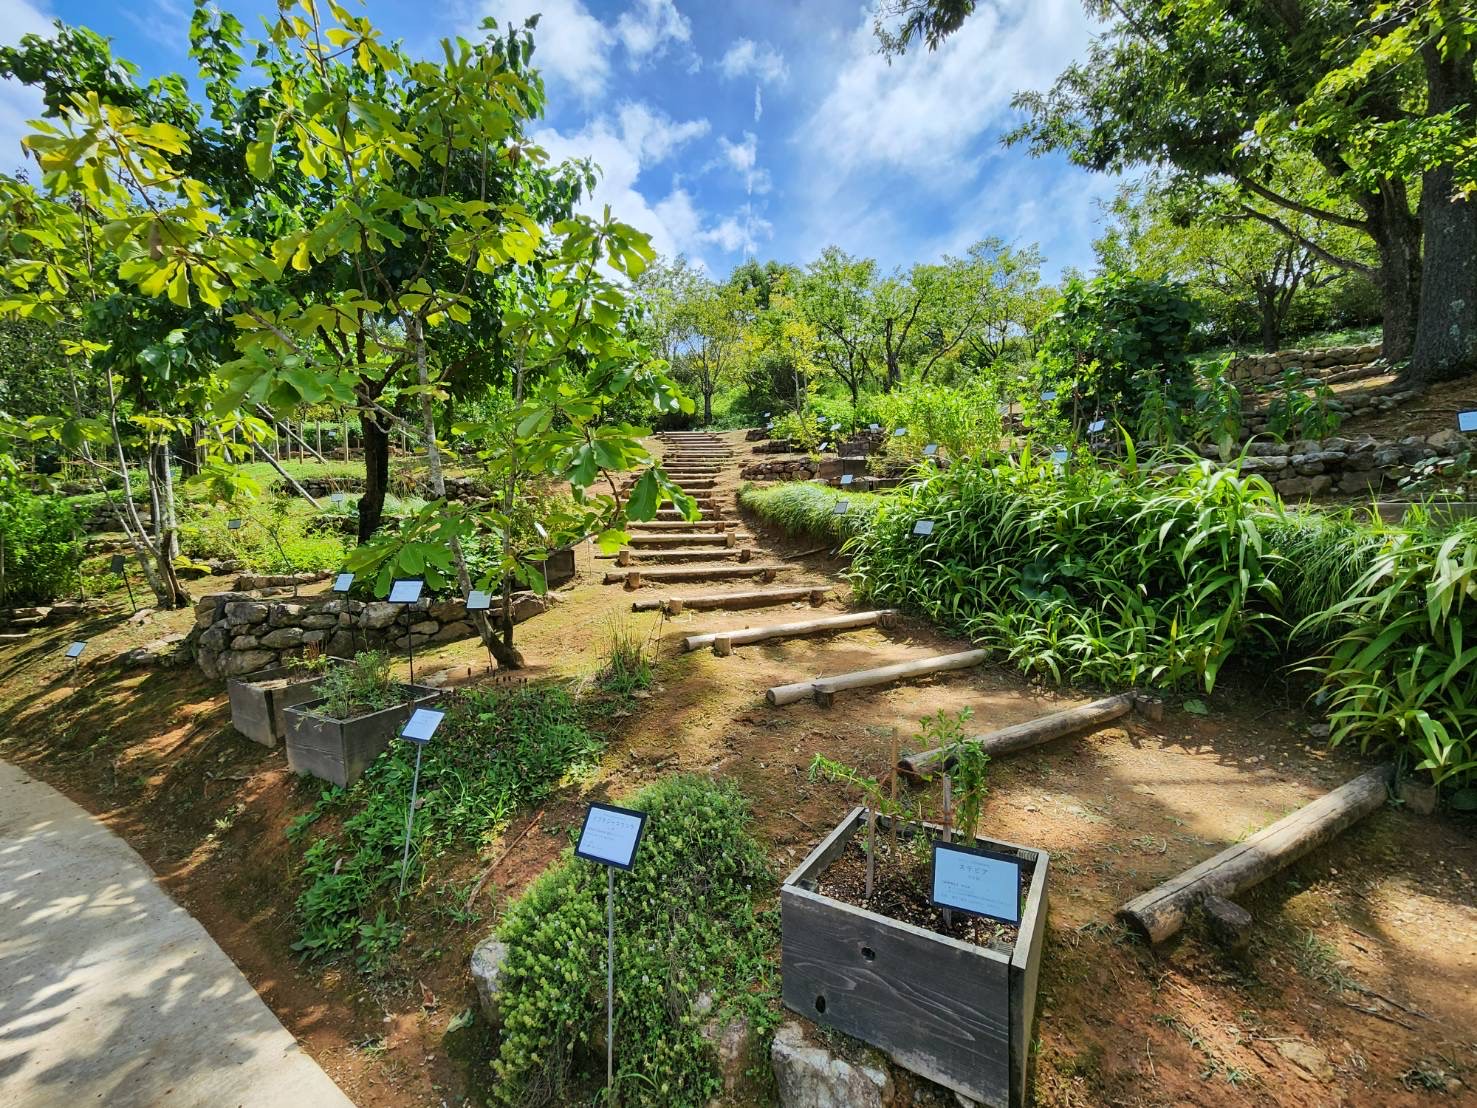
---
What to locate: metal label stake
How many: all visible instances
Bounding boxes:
[574,802,648,1107]
[388,578,425,688]
[396,707,445,897]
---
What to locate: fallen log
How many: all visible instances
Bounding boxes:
[684,609,897,652]
[631,586,829,613]
[605,564,785,586]
[767,649,989,707]
[1116,763,1393,944]
[900,692,1138,777]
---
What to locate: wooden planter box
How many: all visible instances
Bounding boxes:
[227,664,340,748]
[537,545,577,589]
[283,685,443,788]
[780,807,1049,1108]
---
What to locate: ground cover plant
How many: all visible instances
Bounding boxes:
[490,775,777,1107]
[287,682,604,967]
[0,463,82,604]
[738,481,887,545]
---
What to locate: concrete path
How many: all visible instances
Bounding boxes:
[0,759,355,1108]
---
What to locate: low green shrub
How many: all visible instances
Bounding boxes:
[872,378,1004,461]
[180,496,347,573]
[0,476,82,604]
[491,775,778,1107]
[739,481,886,545]
[288,683,603,966]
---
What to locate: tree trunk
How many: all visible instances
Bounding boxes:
[1257,291,1280,353]
[1366,183,1421,362]
[358,410,390,542]
[703,388,713,425]
[1406,40,1477,384]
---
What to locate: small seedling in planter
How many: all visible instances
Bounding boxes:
[808,754,909,900]
[311,650,399,720]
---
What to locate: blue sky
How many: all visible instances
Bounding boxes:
[1,0,1114,280]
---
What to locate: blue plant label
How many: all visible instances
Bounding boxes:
[923,443,939,456]
[913,519,935,536]
[1052,448,1070,464]
[389,579,424,603]
[840,473,855,486]
[226,519,243,531]
[400,708,445,744]
[109,554,126,574]
[893,427,907,437]
[869,423,880,431]
[764,412,771,418]
[332,572,355,593]
[819,442,830,452]
[997,402,1010,414]
[1459,411,1477,432]
[1088,419,1106,433]
[575,802,648,870]
[834,500,850,515]
[1041,390,1057,401]
[930,841,1023,925]
[466,590,492,611]
[65,641,86,659]
[330,492,347,504]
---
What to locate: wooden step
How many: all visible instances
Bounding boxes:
[633,586,830,613]
[684,609,898,653]
[618,547,754,565]
[630,520,737,531]
[766,649,990,708]
[605,564,788,588]
[627,532,744,546]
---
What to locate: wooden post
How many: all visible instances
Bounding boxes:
[713,634,733,657]
[1117,764,1393,943]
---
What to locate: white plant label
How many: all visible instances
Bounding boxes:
[389,579,424,603]
[332,572,355,593]
[65,641,86,659]
[913,519,935,536]
[923,443,939,456]
[930,842,1023,925]
[1088,419,1106,433]
[466,590,492,611]
[575,803,647,870]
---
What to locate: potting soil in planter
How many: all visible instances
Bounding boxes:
[815,833,1022,949]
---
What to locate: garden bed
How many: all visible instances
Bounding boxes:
[283,684,442,788]
[227,662,338,748]
[781,806,1049,1108]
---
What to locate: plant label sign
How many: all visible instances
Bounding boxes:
[332,572,355,593]
[109,554,127,574]
[893,427,907,437]
[840,473,854,486]
[331,492,347,504]
[913,519,935,536]
[1459,410,1477,432]
[64,641,86,659]
[389,578,424,604]
[1051,448,1070,464]
[869,423,880,431]
[834,500,850,515]
[575,802,647,871]
[400,707,445,744]
[930,841,1023,925]
[466,590,492,611]
[923,443,939,457]
[1088,419,1106,433]
[227,519,243,531]
[1041,390,1057,401]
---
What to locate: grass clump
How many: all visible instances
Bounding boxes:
[490,775,778,1107]
[288,683,603,967]
[739,480,887,545]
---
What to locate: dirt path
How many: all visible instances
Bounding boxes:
[0,758,354,1108]
[0,429,1473,1106]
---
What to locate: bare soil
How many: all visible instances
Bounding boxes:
[1,429,1474,1106]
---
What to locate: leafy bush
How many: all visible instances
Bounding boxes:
[847,449,1281,690]
[0,475,81,604]
[491,775,777,1107]
[739,481,886,545]
[1263,370,1344,441]
[1035,272,1203,442]
[180,496,346,573]
[308,651,399,720]
[873,378,1004,461]
[289,683,603,965]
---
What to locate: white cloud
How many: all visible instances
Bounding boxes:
[532,101,760,264]
[478,0,613,101]
[0,0,56,178]
[718,38,787,84]
[615,0,690,66]
[802,0,1093,177]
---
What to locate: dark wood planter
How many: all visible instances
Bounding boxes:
[283,685,443,788]
[781,807,1049,1108]
[227,664,340,748]
[538,545,577,589]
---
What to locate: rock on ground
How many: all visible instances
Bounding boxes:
[770,1021,892,1108]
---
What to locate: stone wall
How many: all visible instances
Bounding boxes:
[741,455,871,482]
[1227,342,1383,386]
[1194,428,1469,499]
[192,589,548,679]
[1238,382,1422,439]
